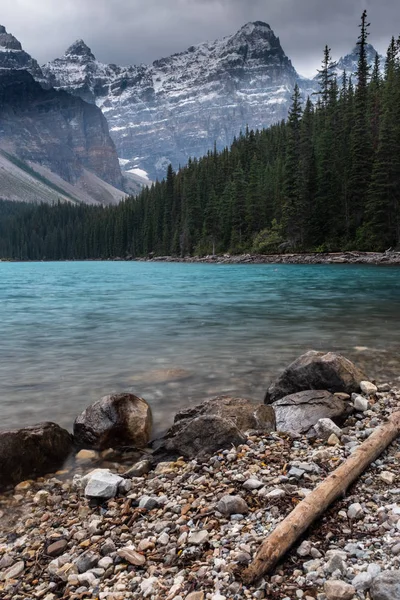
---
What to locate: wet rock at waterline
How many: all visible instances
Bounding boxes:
[73,393,152,450]
[174,395,276,433]
[265,350,367,403]
[272,390,350,435]
[0,422,72,490]
[155,414,246,460]
[153,396,275,459]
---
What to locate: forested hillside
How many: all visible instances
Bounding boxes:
[0,12,399,260]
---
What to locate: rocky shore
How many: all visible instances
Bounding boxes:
[1,352,400,599]
[135,251,400,266]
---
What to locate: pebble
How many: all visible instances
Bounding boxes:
[347,502,364,519]
[188,530,209,545]
[243,478,264,490]
[352,571,373,591]
[324,580,356,600]
[353,395,369,412]
[360,381,378,395]
[1,560,25,580]
[327,433,341,445]
[314,418,342,440]
[216,495,249,515]
[139,495,160,510]
[47,539,68,557]
[297,540,312,557]
[84,469,123,499]
[117,547,146,566]
[1,385,400,600]
[380,471,395,484]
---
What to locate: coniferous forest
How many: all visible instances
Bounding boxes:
[0,12,399,261]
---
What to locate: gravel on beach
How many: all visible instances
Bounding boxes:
[1,387,400,600]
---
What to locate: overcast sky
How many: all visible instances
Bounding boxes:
[2,0,399,77]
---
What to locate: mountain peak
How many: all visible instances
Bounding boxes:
[0,25,23,51]
[65,39,95,60]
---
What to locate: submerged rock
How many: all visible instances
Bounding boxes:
[265,350,367,403]
[73,393,152,450]
[272,390,349,435]
[0,422,72,490]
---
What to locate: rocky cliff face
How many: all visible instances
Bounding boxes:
[0,69,123,192]
[0,25,45,82]
[43,22,309,180]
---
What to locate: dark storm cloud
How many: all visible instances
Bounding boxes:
[2,0,400,76]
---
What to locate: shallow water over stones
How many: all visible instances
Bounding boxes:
[0,261,399,435]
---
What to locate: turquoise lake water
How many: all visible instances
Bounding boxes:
[0,261,399,435]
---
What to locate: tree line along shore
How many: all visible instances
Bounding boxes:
[0,11,399,262]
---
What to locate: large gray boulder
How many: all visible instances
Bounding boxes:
[273,390,350,435]
[0,423,73,490]
[265,351,367,404]
[74,393,152,450]
[174,396,276,432]
[370,571,400,600]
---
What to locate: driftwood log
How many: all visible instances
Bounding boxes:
[242,410,400,584]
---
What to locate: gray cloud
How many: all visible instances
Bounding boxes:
[2,0,400,77]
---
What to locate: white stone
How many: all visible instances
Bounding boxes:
[140,577,159,598]
[353,395,369,412]
[188,530,209,545]
[84,469,123,499]
[360,381,378,395]
[380,471,395,485]
[314,418,342,440]
[266,488,286,499]
[347,502,364,519]
[297,540,312,557]
[158,533,170,545]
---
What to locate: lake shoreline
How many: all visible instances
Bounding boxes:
[136,251,400,266]
[2,251,400,265]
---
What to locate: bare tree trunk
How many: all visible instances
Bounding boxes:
[242,411,400,584]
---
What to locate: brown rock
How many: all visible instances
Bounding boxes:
[265,351,367,403]
[73,393,152,450]
[174,395,276,433]
[47,539,68,557]
[117,548,146,566]
[157,414,246,460]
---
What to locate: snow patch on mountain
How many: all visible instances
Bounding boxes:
[42,22,305,179]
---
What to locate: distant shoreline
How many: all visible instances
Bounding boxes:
[135,251,400,266]
[1,251,400,265]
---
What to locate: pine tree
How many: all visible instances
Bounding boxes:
[282,84,302,246]
[348,9,372,238]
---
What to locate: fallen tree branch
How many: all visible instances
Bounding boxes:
[242,410,400,584]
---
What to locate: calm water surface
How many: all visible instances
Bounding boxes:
[0,262,399,435]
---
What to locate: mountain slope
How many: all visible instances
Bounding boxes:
[43,22,308,180]
[0,26,127,205]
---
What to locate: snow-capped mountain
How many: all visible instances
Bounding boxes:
[332,43,384,82]
[0,25,45,82]
[43,22,307,180]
